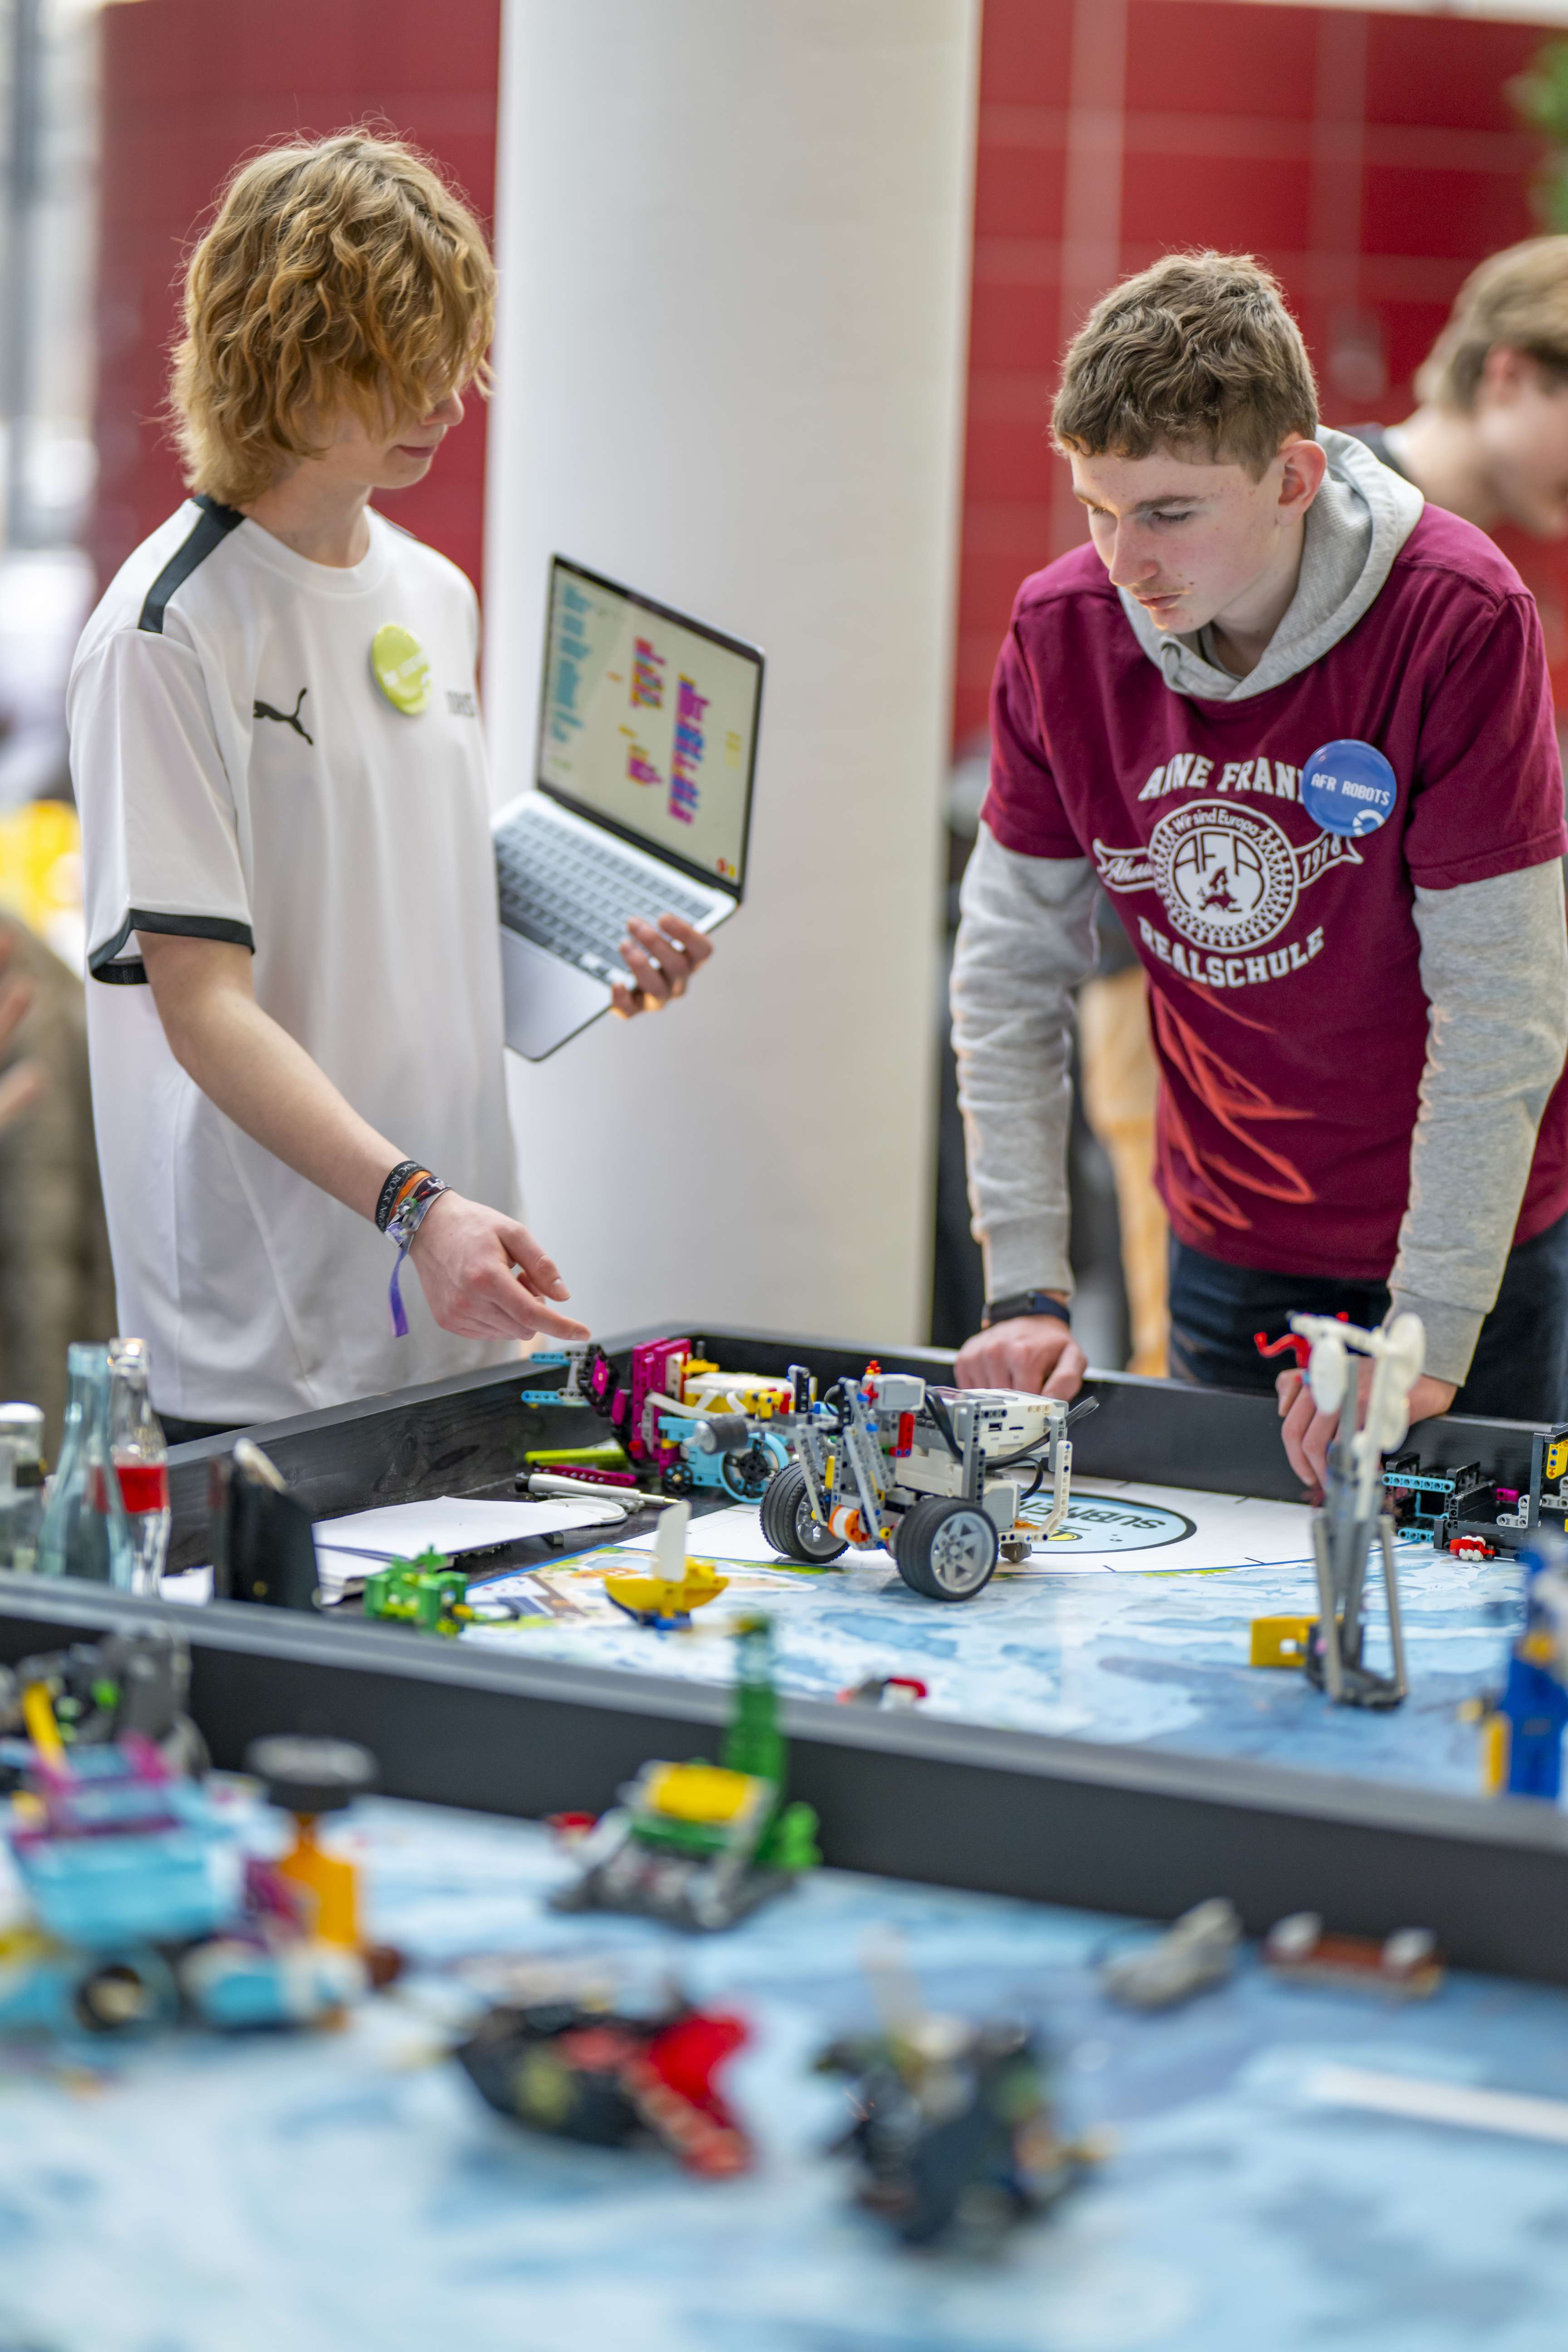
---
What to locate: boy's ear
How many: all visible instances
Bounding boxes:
[1277,436,1328,516]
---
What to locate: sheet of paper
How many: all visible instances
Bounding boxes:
[312,1494,622,1562]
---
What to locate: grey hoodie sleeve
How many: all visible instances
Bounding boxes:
[1387,860,1568,1388]
[950,823,1098,1300]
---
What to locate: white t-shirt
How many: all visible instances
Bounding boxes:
[70,497,519,1425]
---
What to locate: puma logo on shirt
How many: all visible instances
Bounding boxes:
[253,687,313,744]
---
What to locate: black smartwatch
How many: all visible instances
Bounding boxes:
[981,1289,1072,1330]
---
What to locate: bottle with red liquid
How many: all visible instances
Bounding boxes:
[108,1338,170,1596]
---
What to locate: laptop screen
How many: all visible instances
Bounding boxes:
[535,556,764,895]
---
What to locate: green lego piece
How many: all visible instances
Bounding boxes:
[362,1547,470,1636]
[524,1443,631,1471]
[722,1613,787,1786]
[761,1799,821,1874]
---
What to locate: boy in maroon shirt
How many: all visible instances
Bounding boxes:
[951,252,1568,1489]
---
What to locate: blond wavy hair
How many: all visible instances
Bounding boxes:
[1416,237,1568,411]
[170,130,495,507]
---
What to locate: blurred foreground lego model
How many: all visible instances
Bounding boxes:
[0,1687,392,2037]
[1251,1313,1422,1709]
[551,1614,818,1930]
[1264,1912,1443,1998]
[0,1626,206,1781]
[1100,1898,1240,2010]
[762,1363,1096,1601]
[457,1994,752,2175]
[818,1940,1102,2247]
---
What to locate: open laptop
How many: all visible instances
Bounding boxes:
[493,555,764,1059]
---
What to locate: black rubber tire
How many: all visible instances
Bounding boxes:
[758,1461,848,1564]
[893,1496,1000,1602]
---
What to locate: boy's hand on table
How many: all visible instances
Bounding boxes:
[954,1315,1087,1401]
[611,914,714,1018]
[1277,1365,1458,1500]
[409,1194,592,1345]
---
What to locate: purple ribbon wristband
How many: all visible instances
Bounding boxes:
[385,1176,450,1335]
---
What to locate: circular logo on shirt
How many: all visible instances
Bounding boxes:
[1148,801,1299,953]
[1300,739,1397,838]
[370,622,431,715]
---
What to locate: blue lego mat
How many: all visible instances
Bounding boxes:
[456,1480,1519,1802]
[0,1793,1565,2352]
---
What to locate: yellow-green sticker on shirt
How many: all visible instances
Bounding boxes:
[371,622,431,715]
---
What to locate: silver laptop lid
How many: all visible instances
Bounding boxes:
[534,555,764,901]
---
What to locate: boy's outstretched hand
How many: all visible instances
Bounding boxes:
[1276,1362,1457,1499]
[611,913,714,1018]
[410,1194,591,1345]
[954,1313,1088,1401]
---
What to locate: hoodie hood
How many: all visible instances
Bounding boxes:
[1117,427,1425,704]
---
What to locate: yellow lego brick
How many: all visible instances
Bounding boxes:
[1250,1614,1316,1670]
[1547,1438,1568,1484]
[1480,1711,1510,1796]
[644,1761,756,1824]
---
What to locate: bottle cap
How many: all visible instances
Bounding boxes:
[245,1734,378,1815]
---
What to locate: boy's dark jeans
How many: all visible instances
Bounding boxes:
[1168,1209,1568,1424]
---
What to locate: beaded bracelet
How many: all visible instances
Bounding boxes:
[375,1159,426,1234]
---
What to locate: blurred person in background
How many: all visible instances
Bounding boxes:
[0,918,106,1450]
[1350,239,1568,549]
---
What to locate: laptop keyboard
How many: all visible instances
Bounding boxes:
[495,804,714,980]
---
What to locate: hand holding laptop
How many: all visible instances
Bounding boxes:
[494,557,763,1060]
[610,911,715,1017]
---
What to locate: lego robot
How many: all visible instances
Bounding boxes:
[759,1363,1095,1602]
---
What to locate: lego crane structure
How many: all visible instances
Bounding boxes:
[1290,1309,1424,1710]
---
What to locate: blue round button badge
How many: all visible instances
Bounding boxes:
[1300,739,1399,839]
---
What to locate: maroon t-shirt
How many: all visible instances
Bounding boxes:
[982,505,1568,1280]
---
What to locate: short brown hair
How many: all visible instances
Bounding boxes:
[1053,251,1318,478]
[171,130,495,507]
[1416,237,1568,411]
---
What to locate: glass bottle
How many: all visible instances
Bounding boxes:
[37,1343,135,1588]
[0,1402,45,1573]
[108,1338,171,1597]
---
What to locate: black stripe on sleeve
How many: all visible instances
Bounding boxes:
[137,495,246,635]
[88,909,256,986]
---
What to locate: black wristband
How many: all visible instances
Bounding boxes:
[982,1289,1072,1330]
[375,1160,426,1234]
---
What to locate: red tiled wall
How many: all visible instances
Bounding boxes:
[90,0,500,593]
[958,0,1558,742]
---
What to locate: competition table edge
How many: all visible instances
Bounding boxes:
[0,1324,1558,1985]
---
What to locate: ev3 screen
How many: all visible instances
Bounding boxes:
[538,560,760,886]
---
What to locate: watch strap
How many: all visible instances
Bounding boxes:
[982,1289,1072,1330]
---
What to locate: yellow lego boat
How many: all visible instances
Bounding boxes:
[602,1501,729,1626]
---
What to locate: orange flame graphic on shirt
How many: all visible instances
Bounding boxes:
[1149,981,1314,1238]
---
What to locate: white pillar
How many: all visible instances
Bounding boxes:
[485,0,979,1346]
